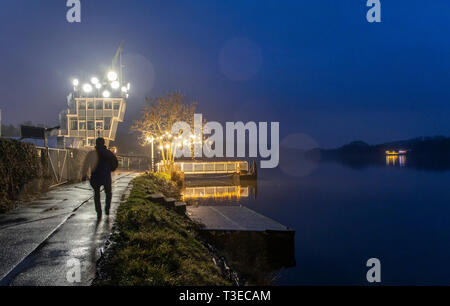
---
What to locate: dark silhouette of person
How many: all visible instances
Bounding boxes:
[82,138,118,219]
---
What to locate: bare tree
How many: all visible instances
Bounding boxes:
[132,92,197,172]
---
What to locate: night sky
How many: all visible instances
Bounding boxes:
[1,0,450,148]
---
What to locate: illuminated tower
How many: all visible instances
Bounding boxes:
[59,44,129,147]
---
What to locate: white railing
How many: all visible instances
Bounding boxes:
[157,161,248,174]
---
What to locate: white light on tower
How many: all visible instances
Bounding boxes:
[111,80,120,90]
[107,71,118,81]
[82,83,93,93]
[91,77,99,85]
[95,83,102,89]
[121,86,128,93]
[102,90,111,98]
[127,83,131,90]
[73,79,79,87]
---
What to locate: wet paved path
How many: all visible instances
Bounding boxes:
[0,171,139,286]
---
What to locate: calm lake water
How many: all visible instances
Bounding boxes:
[184,158,450,285]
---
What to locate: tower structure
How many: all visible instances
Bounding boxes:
[59,43,129,147]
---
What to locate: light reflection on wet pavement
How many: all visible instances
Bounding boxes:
[0,171,138,286]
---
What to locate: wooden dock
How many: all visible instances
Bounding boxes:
[186,205,291,232]
[187,205,296,272]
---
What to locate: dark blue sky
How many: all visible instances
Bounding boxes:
[1,0,450,148]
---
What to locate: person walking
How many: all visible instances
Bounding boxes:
[83,137,118,219]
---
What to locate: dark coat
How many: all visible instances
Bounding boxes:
[83,146,118,186]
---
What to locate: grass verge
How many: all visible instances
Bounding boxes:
[94,172,231,286]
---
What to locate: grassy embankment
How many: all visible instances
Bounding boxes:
[95,172,231,286]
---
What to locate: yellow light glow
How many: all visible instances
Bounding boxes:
[385,150,407,156]
[182,186,248,201]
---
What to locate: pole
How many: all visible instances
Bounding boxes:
[151,140,154,172]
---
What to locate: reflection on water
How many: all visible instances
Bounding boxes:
[182,154,450,285]
[182,185,249,201]
[182,177,257,206]
[386,155,406,166]
[257,156,450,285]
[176,148,450,285]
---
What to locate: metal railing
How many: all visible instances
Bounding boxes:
[157,161,249,174]
[36,147,69,187]
[117,155,150,171]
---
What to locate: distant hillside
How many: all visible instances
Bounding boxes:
[317,136,450,170]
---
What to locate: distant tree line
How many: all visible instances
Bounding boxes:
[318,135,450,170]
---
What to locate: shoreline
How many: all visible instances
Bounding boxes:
[93,173,239,286]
